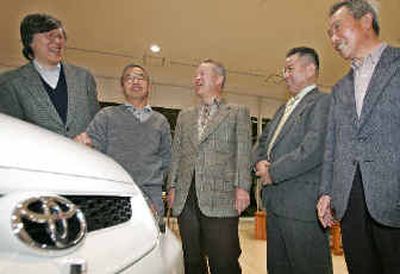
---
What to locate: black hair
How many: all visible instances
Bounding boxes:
[286,47,320,73]
[20,13,65,60]
[120,63,150,85]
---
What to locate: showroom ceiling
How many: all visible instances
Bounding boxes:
[0,0,399,100]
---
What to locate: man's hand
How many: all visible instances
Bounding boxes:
[255,160,272,185]
[235,187,250,214]
[167,188,175,209]
[74,132,93,147]
[317,195,334,228]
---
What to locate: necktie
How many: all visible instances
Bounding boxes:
[200,104,211,129]
[267,97,297,158]
[199,104,211,139]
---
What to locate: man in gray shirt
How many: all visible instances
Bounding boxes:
[76,64,171,215]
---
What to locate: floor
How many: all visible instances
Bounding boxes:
[238,218,349,274]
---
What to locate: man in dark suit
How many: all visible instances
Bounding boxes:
[0,13,99,138]
[253,47,332,274]
[167,59,251,274]
[317,1,400,274]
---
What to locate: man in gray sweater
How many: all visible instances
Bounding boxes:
[75,64,171,215]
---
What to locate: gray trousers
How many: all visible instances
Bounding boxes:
[266,213,333,274]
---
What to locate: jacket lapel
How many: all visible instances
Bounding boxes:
[358,47,400,130]
[20,63,62,125]
[188,107,200,148]
[265,105,285,146]
[63,64,76,128]
[199,103,230,144]
[271,89,318,149]
[341,70,358,130]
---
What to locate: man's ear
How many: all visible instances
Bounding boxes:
[361,12,374,32]
[216,75,224,88]
[306,63,317,79]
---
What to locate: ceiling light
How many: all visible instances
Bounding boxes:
[149,44,161,53]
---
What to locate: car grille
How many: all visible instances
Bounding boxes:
[65,196,132,232]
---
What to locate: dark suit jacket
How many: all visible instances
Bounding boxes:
[254,89,330,221]
[0,62,99,138]
[320,46,400,227]
[168,103,252,217]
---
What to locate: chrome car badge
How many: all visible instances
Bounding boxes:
[11,195,87,251]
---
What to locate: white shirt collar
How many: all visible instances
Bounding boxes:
[290,84,316,103]
[33,60,61,89]
[33,60,61,73]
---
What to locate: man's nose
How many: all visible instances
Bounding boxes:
[282,70,290,80]
[330,33,339,46]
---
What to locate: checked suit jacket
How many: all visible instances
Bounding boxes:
[168,103,252,217]
[320,46,400,227]
[0,62,99,138]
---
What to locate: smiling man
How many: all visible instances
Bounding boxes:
[167,59,251,274]
[253,47,332,274]
[0,13,99,138]
[317,1,400,273]
[76,64,171,216]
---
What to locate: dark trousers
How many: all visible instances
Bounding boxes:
[177,182,242,274]
[267,213,333,274]
[341,166,400,274]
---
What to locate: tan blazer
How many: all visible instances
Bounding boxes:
[168,103,252,217]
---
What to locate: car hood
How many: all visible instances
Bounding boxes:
[0,114,135,195]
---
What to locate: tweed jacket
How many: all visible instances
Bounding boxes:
[253,89,330,221]
[320,46,400,227]
[0,62,99,138]
[168,103,252,217]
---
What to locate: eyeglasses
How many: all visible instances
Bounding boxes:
[40,29,66,42]
[123,74,147,83]
[282,66,295,77]
[327,20,343,38]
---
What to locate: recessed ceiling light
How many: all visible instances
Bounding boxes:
[149,44,161,53]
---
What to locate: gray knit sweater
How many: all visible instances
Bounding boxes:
[87,105,171,213]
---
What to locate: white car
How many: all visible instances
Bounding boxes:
[0,113,184,274]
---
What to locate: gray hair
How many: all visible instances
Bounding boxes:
[201,58,226,89]
[329,0,380,35]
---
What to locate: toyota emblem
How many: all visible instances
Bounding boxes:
[11,195,87,251]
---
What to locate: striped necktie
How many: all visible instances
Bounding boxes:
[267,97,298,158]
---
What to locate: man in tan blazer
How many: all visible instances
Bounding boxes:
[167,59,251,274]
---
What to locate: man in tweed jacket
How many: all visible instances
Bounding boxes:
[0,13,99,138]
[318,1,400,273]
[167,59,251,274]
